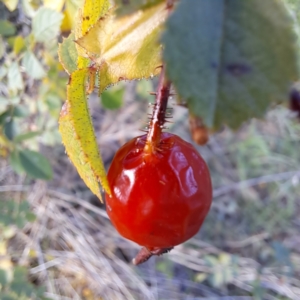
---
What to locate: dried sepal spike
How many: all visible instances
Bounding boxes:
[189,114,209,146]
[132,247,174,265]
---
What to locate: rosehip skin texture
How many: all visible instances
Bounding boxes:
[105,132,212,250]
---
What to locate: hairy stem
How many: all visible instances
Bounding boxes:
[144,67,171,155]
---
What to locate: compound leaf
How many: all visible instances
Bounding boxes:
[163,0,300,129]
[59,69,111,201]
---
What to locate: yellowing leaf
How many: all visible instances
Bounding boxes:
[13,36,25,54]
[81,0,110,34]
[59,69,111,201]
[76,3,167,92]
[75,0,110,68]
[61,0,84,32]
[2,0,18,11]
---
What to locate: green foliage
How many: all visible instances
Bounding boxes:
[101,85,124,110]
[22,51,46,80]
[0,199,36,227]
[0,20,16,36]
[0,267,48,300]
[0,0,68,180]
[136,79,154,102]
[196,253,238,288]
[0,199,47,300]
[9,149,52,180]
[32,7,63,42]
[58,32,78,74]
[7,62,23,92]
[162,0,299,129]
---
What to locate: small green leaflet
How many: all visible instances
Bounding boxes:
[32,7,63,42]
[22,51,46,80]
[58,32,78,74]
[10,149,53,180]
[101,86,124,110]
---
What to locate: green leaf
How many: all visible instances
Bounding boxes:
[19,200,30,212]
[0,20,16,36]
[25,212,36,222]
[7,62,23,92]
[76,2,167,92]
[6,200,16,213]
[22,51,46,79]
[162,0,300,129]
[0,214,13,226]
[13,267,27,281]
[10,149,26,175]
[4,119,18,141]
[10,279,33,296]
[272,241,291,265]
[0,110,9,125]
[32,7,63,42]
[0,66,7,80]
[18,149,53,180]
[58,32,78,74]
[15,216,25,229]
[21,0,35,18]
[136,79,154,101]
[101,86,124,110]
[0,294,16,300]
[13,131,41,143]
[13,105,30,118]
[0,269,8,285]
[0,36,5,59]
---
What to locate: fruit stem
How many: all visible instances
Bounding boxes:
[144,67,171,155]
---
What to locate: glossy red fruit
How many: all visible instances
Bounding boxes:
[105,132,212,249]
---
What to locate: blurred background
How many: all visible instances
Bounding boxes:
[0,0,300,299]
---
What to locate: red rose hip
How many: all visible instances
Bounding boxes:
[105,132,212,251]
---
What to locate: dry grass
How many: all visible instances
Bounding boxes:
[1,89,300,299]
